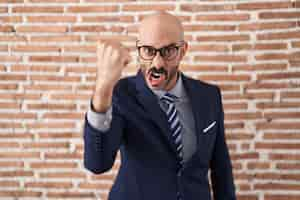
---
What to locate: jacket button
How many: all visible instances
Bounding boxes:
[177,171,181,177]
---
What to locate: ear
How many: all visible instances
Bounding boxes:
[179,41,188,59]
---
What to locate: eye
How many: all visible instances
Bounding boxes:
[162,46,177,58]
[141,46,156,57]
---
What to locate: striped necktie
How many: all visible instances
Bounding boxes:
[160,93,183,165]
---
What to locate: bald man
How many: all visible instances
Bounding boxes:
[84,12,236,200]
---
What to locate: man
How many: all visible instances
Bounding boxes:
[83,12,236,200]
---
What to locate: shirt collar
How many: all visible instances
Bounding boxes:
[152,72,185,100]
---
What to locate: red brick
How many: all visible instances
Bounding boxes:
[27,103,76,110]
[255,53,289,60]
[185,24,235,32]
[0,74,26,81]
[65,66,96,74]
[67,5,118,13]
[12,6,63,13]
[181,64,228,72]
[0,55,21,62]
[246,82,291,90]
[0,16,22,23]
[25,181,73,189]
[281,91,300,99]
[239,21,296,31]
[82,15,134,23]
[196,14,250,21]
[265,195,300,200]
[42,112,84,119]
[0,45,7,52]
[233,63,287,72]
[264,112,300,119]
[255,142,300,150]
[40,172,86,179]
[292,41,300,48]
[29,56,79,63]
[30,75,80,82]
[47,192,94,198]
[0,170,34,177]
[12,45,60,52]
[237,1,292,10]
[197,34,249,42]
[31,35,81,42]
[71,25,106,32]
[16,25,67,33]
[0,133,33,139]
[0,0,23,2]
[50,93,90,100]
[44,152,82,159]
[26,122,75,129]
[0,25,14,32]
[30,161,77,169]
[24,84,72,91]
[257,72,300,80]
[276,163,300,170]
[264,133,300,140]
[231,152,259,160]
[0,102,19,109]
[226,112,262,120]
[85,35,136,42]
[257,30,300,40]
[0,181,19,187]
[28,0,78,2]
[23,142,69,149]
[195,55,247,63]
[257,122,300,130]
[180,4,235,12]
[0,191,42,198]
[270,153,300,161]
[259,11,300,19]
[0,35,26,42]
[122,4,175,12]
[255,183,300,191]
[38,132,81,139]
[226,133,254,140]
[26,15,76,23]
[247,162,270,169]
[78,182,112,190]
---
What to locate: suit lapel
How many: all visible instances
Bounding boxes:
[181,74,208,155]
[133,71,178,155]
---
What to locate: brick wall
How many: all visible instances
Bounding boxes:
[0,0,299,199]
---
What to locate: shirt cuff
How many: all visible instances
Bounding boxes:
[87,100,112,132]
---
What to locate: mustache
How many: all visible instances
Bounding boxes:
[148,67,168,76]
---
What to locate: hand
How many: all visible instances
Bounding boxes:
[92,40,131,112]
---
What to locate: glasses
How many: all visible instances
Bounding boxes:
[136,41,185,61]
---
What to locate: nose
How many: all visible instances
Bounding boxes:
[151,51,165,69]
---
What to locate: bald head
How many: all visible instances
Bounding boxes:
[138,12,184,47]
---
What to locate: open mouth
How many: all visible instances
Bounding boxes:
[147,68,167,87]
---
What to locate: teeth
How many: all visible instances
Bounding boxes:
[151,71,161,79]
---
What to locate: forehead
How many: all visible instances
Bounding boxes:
[138,19,182,48]
[138,32,181,48]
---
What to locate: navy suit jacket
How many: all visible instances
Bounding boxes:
[84,71,236,200]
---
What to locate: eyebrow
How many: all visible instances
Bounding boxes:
[139,43,178,49]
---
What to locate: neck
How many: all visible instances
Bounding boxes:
[165,71,179,91]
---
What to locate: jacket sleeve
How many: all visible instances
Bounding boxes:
[83,96,125,174]
[210,87,237,200]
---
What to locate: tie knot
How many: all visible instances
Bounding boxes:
[160,93,178,104]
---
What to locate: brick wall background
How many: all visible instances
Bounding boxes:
[0,0,299,199]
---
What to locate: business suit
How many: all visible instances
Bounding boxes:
[83,70,236,200]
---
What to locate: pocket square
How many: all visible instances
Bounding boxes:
[203,121,216,133]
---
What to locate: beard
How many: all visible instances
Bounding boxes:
[139,61,179,91]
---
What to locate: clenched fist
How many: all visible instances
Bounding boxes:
[92,40,131,112]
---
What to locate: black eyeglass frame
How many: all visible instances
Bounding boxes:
[136,40,185,61]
